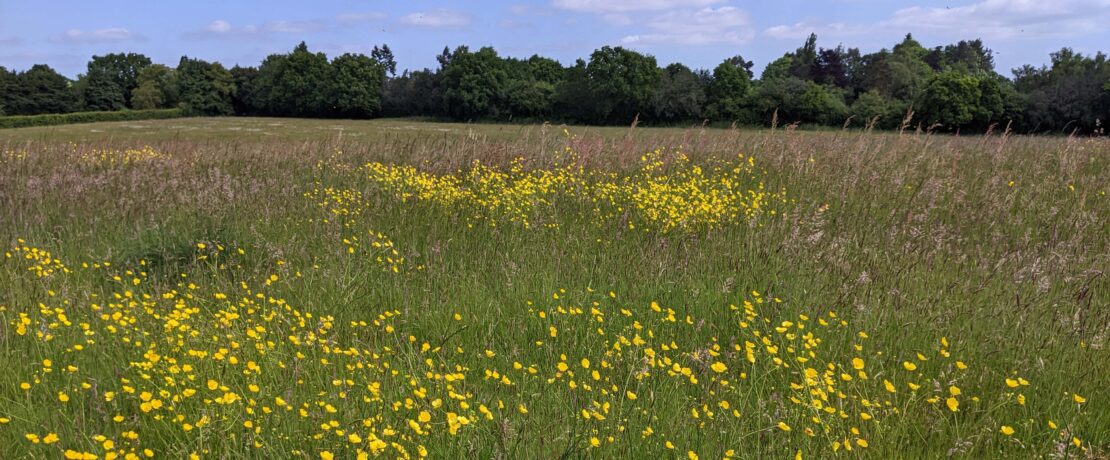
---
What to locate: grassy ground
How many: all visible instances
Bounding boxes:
[0,118,1107,459]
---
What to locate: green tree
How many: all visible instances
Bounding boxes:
[230,66,261,115]
[81,53,151,109]
[0,66,15,115]
[554,59,602,123]
[7,64,75,115]
[857,35,935,102]
[651,63,705,123]
[371,44,397,77]
[440,46,508,119]
[176,57,235,116]
[253,42,335,117]
[77,71,126,111]
[790,33,819,80]
[1013,48,1109,133]
[382,69,443,117]
[131,64,178,110]
[585,46,661,124]
[850,89,907,129]
[914,71,982,129]
[761,55,795,81]
[706,56,753,122]
[928,39,995,74]
[749,78,846,126]
[331,53,386,118]
[814,46,857,88]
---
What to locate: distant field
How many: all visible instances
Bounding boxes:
[0,116,695,143]
[1,118,1107,459]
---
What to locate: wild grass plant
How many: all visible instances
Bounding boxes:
[0,120,1107,458]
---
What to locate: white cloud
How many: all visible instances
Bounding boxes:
[336,11,387,26]
[509,4,534,15]
[764,21,871,40]
[0,36,23,46]
[603,14,633,26]
[763,0,1110,42]
[552,0,723,13]
[205,20,233,34]
[52,27,143,44]
[621,6,754,46]
[886,0,1110,39]
[185,20,260,38]
[400,9,472,28]
[265,20,325,34]
[185,19,327,39]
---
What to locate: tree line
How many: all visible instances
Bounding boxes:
[2,35,1108,134]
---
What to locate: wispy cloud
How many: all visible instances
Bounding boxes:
[764,20,871,40]
[400,9,473,28]
[763,0,1110,42]
[0,36,23,46]
[552,0,724,13]
[622,6,754,46]
[336,11,387,26]
[886,0,1110,39]
[264,20,326,34]
[184,19,325,40]
[51,28,144,44]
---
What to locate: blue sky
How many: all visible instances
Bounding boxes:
[2,0,1108,78]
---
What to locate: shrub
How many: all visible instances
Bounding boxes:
[0,108,185,129]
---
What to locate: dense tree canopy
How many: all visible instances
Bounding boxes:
[585,46,662,124]
[3,64,75,115]
[3,36,1107,134]
[131,64,178,110]
[176,57,235,116]
[78,53,152,110]
[332,53,386,118]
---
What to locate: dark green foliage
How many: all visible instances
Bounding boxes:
[926,39,995,74]
[331,53,386,118]
[789,33,819,80]
[1013,49,1110,133]
[382,69,442,117]
[915,71,983,129]
[371,44,397,77]
[80,53,152,110]
[229,66,261,115]
[850,90,908,129]
[131,65,179,110]
[4,35,1108,133]
[79,71,127,111]
[706,57,752,122]
[651,63,705,123]
[553,60,602,123]
[585,46,661,124]
[761,56,795,81]
[176,57,235,116]
[0,108,183,129]
[3,64,75,115]
[254,42,335,117]
[0,66,15,115]
[813,46,857,89]
[440,47,509,120]
[749,78,847,125]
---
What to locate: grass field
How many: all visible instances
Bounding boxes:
[1,117,1108,459]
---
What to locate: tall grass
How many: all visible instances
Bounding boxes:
[0,121,1107,458]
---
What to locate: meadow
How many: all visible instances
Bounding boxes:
[1,118,1107,459]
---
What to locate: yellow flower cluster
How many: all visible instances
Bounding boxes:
[77,146,164,168]
[2,242,1091,458]
[0,149,29,164]
[305,186,421,273]
[361,148,787,233]
[6,239,70,277]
